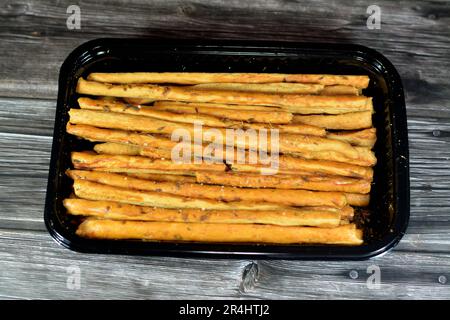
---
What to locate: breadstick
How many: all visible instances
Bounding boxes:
[280,134,375,164]
[71,151,227,173]
[94,142,141,156]
[95,142,173,159]
[345,193,370,207]
[290,149,377,167]
[79,97,322,135]
[327,128,377,148]
[78,97,240,128]
[64,198,342,227]
[69,108,325,137]
[153,101,281,111]
[190,82,325,94]
[292,111,372,130]
[73,146,372,179]
[126,173,197,183]
[67,170,348,208]
[76,78,372,112]
[76,219,364,245]
[192,83,361,95]
[195,172,371,194]
[154,100,370,115]
[86,72,370,88]
[320,85,362,95]
[73,179,285,210]
[231,157,373,179]
[151,102,293,124]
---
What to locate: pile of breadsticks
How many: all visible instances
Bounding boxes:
[64,72,376,245]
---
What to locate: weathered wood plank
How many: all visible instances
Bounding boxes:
[0,228,449,299]
[0,0,449,99]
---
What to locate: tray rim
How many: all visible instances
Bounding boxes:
[44,38,410,260]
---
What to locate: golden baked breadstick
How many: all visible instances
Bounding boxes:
[74,144,372,179]
[94,142,141,156]
[94,142,173,159]
[69,108,199,137]
[290,148,377,167]
[320,85,362,95]
[86,72,370,88]
[154,100,370,115]
[71,151,227,173]
[195,172,371,194]
[280,134,376,164]
[126,173,197,183]
[345,193,370,207]
[190,82,325,94]
[78,97,241,128]
[192,83,361,95]
[69,108,325,137]
[327,128,377,148]
[73,179,285,210]
[76,218,364,245]
[80,97,326,136]
[64,198,342,227]
[76,78,372,112]
[151,102,293,124]
[67,170,348,208]
[79,97,323,135]
[153,101,280,111]
[292,111,372,130]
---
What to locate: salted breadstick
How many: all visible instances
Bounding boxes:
[94,142,172,159]
[320,85,362,95]
[126,173,197,183]
[192,83,361,95]
[78,97,240,128]
[290,149,377,167]
[151,102,293,124]
[80,97,325,135]
[345,193,370,207]
[327,128,377,148]
[190,82,325,94]
[195,172,371,194]
[280,134,375,164]
[68,123,179,151]
[94,142,141,156]
[64,198,342,227]
[71,151,227,173]
[76,78,372,112]
[67,170,348,208]
[69,108,324,138]
[73,146,372,179]
[231,157,373,180]
[76,218,364,245]
[79,97,323,135]
[292,111,372,130]
[154,100,369,115]
[87,72,370,88]
[153,101,280,111]
[73,179,285,210]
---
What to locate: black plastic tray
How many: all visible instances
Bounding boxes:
[44,39,409,259]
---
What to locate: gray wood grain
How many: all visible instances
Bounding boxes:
[0,0,450,300]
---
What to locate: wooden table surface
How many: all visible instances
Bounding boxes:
[1,0,450,299]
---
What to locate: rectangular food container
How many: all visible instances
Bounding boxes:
[45,39,409,259]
